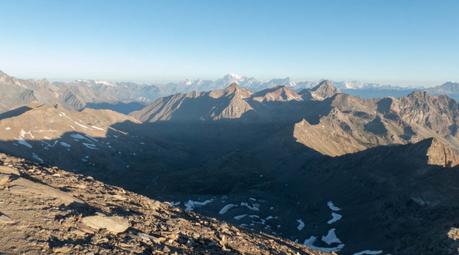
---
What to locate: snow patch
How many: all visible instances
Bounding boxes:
[234,214,247,220]
[91,125,104,131]
[20,129,34,139]
[82,143,98,150]
[327,212,342,224]
[322,228,341,245]
[184,199,214,212]
[71,134,86,140]
[352,251,383,255]
[70,133,97,142]
[327,201,341,211]
[296,219,305,231]
[240,202,260,211]
[59,142,71,148]
[74,121,89,129]
[18,139,32,148]
[32,153,44,163]
[303,236,344,253]
[219,203,238,215]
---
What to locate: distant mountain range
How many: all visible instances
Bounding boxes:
[2,70,459,115]
[132,81,459,164]
[3,72,459,253]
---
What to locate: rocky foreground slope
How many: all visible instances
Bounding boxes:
[0,152,327,255]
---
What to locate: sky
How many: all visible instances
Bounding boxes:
[0,0,458,86]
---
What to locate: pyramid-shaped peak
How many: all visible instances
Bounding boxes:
[211,82,252,99]
[407,90,429,98]
[225,82,241,91]
[312,80,336,91]
[309,80,338,100]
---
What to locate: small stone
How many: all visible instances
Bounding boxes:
[112,194,127,201]
[0,213,15,224]
[53,246,72,254]
[0,174,11,187]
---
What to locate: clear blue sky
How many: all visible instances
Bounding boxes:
[0,0,458,86]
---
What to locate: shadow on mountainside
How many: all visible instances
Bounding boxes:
[0,114,459,254]
[85,101,146,115]
[0,106,34,120]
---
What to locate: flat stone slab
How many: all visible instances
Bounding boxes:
[9,177,84,206]
[0,166,20,176]
[81,215,129,234]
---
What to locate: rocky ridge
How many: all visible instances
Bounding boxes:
[0,152,327,255]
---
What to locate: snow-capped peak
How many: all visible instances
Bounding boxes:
[343,81,360,89]
[224,73,243,81]
[184,79,193,86]
[95,80,114,86]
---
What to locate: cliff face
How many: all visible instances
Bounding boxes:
[426,138,459,167]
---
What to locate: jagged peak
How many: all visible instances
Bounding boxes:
[404,90,455,104]
[309,80,339,101]
[254,85,293,94]
[251,85,301,102]
[407,90,429,99]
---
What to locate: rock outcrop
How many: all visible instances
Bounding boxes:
[426,138,459,167]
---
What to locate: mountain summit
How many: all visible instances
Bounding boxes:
[309,80,339,100]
